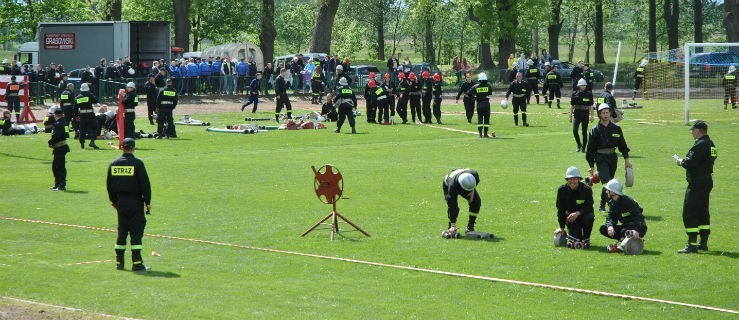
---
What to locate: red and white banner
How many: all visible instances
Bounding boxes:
[44,33,76,50]
[0,75,30,108]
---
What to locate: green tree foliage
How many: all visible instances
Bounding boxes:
[0,0,94,43]
[274,0,315,54]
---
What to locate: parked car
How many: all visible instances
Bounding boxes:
[688,52,739,78]
[65,68,86,87]
[409,62,441,77]
[347,65,381,89]
[542,60,605,83]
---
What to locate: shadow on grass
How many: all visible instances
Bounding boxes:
[0,152,94,163]
[703,250,739,259]
[133,270,181,278]
[461,235,504,242]
[588,244,662,255]
[644,215,663,221]
[165,138,193,141]
[63,190,89,194]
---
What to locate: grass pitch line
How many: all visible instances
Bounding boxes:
[0,296,142,319]
[66,259,115,266]
[3,216,737,315]
[421,124,478,135]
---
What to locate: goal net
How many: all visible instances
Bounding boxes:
[637,43,739,123]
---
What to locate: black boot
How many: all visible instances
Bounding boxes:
[699,234,709,251]
[677,243,698,254]
[115,249,125,270]
[131,250,148,271]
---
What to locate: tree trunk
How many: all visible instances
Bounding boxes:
[173,0,191,51]
[649,0,657,53]
[567,14,577,62]
[532,24,539,56]
[309,0,341,54]
[664,0,680,50]
[424,18,435,63]
[496,0,517,71]
[725,0,739,49]
[192,16,201,52]
[111,0,122,21]
[584,22,591,64]
[594,0,605,63]
[376,10,385,60]
[468,6,494,69]
[260,0,276,64]
[693,0,703,43]
[547,0,563,60]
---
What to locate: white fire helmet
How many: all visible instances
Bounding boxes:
[526,59,533,66]
[335,65,343,71]
[565,166,582,179]
[477,72,487,81]
[80,83,90,92]
[640,59,648,67]
[597,103,611,113]
[604,179,624,196]
[338,77,348,86]
[577,78,587,87]
[729,65,736,74]
[126,82,136,88]
[544,61,550,67]
[458,173,477,191]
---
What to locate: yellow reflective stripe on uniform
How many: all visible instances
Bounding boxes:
[134,96,139,103]
[111,166,135,176]
[163,90,176,96]
[636,67,644,72]
[375,88,383,95]
[115,245,126,250]
[576,200,585,204]
[0,120,5,125]
[685,227,699,233]
[76,96,89,104]
[469,212,478,217]
[547,75,557,79]
[612,133,621,138]
[726,75,736,80]
[64,125,69,133]
[710,147,717,157]
[476,86,489,93]
[589,72,594,77]
[529,68,538,73]
[698,225,710,230]
[60,94,68,99]
[341,89,353,95]
[622,212,631,217]
[131,245,143,250]
[596,98,605,103]
[583,98,590,102]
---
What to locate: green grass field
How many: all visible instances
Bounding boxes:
[1,98,737,319]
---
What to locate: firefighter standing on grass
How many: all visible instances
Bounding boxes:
[432,73,443,124]
[421,71,433,123]
[570,78,594,153]
[155,78,178,139]
[59,82,77,138]
[144,74,158,125]
[75,83,100,149]
[467,72,494,138]
[364,72,377,123]
[108,137,152,271]
[456,72,476,123]
[4,75,27,123]
[674,120,716,253]
[505,72,529,127]
[585,104,632,212]
[632,60,647,104]
[333,77,357,134]
[396,72,410,124]
[408,72,423,123]
[274,68,293,122]
[442,168,481,238]
[122,82,138,139]
[723,65,737,109]
[544,64,563,109]
[48,109,69,191]
[525,59,541,104]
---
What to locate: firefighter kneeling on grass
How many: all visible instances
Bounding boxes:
[442,168,482,239]
[554,166,594,249]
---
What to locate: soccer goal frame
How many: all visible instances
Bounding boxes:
[684,42,739,124]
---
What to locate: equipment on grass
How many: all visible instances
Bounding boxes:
[442,229,460,239]
[244,117,274,121]
[584,172,599,186]
[619,230,644,255]
[624,167,634,187]
[301,165,370,240]
[176,114,211,126]
[500,99,508,109]
[206,125,264,134]
[554,230,567,247]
